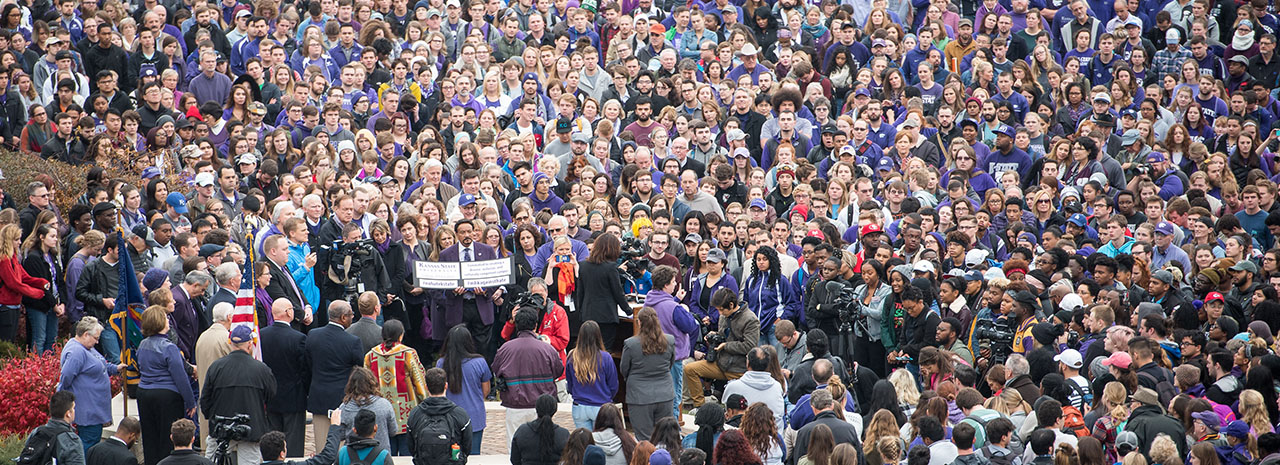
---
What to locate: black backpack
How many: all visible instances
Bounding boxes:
[1138,367,1179,408]
[408,407,464,464]
[17,422,71,465]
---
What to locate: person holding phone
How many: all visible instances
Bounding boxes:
[544,236,578,312]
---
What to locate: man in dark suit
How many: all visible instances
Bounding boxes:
[304,300,363,453]
[432,219,500,360]
[208,261,240,315]
[87,416,140,465]
[170,271,212,360]
[262,235,311,330]
[260,298,310,457]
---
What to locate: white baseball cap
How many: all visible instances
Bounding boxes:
[1054,349,1084,369]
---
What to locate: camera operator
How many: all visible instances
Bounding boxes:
[318,223,390,324]
[1123,152,1187,202]
[199,326,277,465]
[887,284,939,369]
[683,288,760,409]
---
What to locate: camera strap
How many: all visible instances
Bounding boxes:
[328,254,354,284]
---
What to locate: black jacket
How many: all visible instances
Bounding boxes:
[572,261,631,327]
[787,353,848,404]
[261,321,309,414]
[155,450,212,465]
[21,249,62,310]
[200,350,276,441]
[263,258,305,323]
[304,322,364,414]
[41,133,87,164]
[75,256,120,321]
[790,411,863,465]
[1125,404,1187,458]
[510,419,569,465]
[19,204,43,240]
[87,438,137,465]
[263,425,343,465]
[407,397,472,464]
[82,43,130,93]
[896,310,940,361]
[0,91,24,144]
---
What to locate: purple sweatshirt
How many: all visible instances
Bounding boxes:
[565,350,619,406]
[644,290,701,360]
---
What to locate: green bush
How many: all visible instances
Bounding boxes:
[0,433,26,463]
[0,339,26,366]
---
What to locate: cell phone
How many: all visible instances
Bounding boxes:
[556,255,570,263]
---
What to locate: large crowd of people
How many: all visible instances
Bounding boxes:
[5,0,1280,463]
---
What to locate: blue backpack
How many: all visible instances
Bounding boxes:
[338,443,389,465]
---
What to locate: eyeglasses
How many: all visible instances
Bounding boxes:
[955,156,974,161]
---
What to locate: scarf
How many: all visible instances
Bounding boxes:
[1234,31,1255,51]
[801,23,828,41]
[554,262,576,298]
[374,237,391,254]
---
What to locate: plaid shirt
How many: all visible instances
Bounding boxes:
[1154,46,1194,82]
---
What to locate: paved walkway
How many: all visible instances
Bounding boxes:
[109,394,693,461]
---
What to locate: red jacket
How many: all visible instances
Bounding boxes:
[0,254,47,305]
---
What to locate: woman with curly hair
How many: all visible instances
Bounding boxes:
[713,429,763,465]
[864,409,907,465]
[743,246,799,346]
[739,402,784,465]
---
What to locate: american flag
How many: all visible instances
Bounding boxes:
[231,233,262,359]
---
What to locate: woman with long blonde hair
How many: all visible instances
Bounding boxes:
[1238,389,1275,436]
[0,224,47,342]
[888,369,921,417]
[1091,382,1131,461]
[863,410,906,465]
[986,388,1032,432]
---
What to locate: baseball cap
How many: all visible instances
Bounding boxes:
[571,132,591,143]
[1093,92,1112,103]
[875,158,894,172]
[732,147,750,159]
[964,270,984,281]
[964,249,989,268]
[1230,260,1259,274]
[166,192,189,214]
[458,193,477,206]
[958,18,973,28]
[1229,55,1250,65]
[706,248,727,263]
[854,88,872,98]
[1145,152,1167,163]
[44,37,60,47]
[141,167,161,179]
[872,38,887,48]
[749,198,767,210]
[993,125,1015,138]
[1155,221,1175,236]
[555,118,573,134]
[1101,351,1132,369]
[199,243,226,257]
[727,129,747,142]
[650,23,666,35]
[1192,411,1223,430]
[229,325,255,343]
[1223,420,1251,438]
[1205,291,1226,303]
[1053,349,1084,368]
[1152,269,1176,285]
[130,223,152,243]
[821,124,840,135]
[140,64,158,78]
[1067,213,1087,227]
[1166,28,1181,43]
[194,172,215,187]
[1116,431,1140,452]
[859,223,883,237]
[247,102,267,115]
[912,261,935,274]
[684,233,703,244]
[237,153,258,165]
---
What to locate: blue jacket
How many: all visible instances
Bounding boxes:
[743,272,800,332]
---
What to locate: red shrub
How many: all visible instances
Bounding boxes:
[0,348,62,435]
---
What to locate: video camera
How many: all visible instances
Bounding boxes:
[972,319,1016,365]
[210,414,251,441]
[330,238,378,300]
[510,291,547,313]
[620,237,650,279]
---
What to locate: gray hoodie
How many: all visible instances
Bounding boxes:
[722,370,786,432]
[592,429,629,465]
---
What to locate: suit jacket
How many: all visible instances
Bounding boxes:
[304,322,364,413]
[346,317,381,354]
[170,284,201,359]
[86,437,138,465]
[261,321,309,413]
[264,258,305,323]
[431,243,499,326]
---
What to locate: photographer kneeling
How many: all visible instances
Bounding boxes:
[683,288,760,409]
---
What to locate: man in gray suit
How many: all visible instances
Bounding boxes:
[347,291,382,354]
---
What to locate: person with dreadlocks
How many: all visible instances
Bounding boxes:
[680,401,726,464]
[743,246,800,348]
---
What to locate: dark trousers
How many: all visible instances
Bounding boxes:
[854,334,888,378]
[0,305,19,342]
[463,300,492,362]
[137,387,185,465]
[265,411,307,457]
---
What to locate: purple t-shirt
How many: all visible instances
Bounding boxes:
[436,356,492,432]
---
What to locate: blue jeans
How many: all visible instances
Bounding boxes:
[28,308,58,355]
[470,430,483,455]
[390,433,409,456]
[98,326,121,364]
[759,325,778,347]
[670,359,685,417]
[77,424,102,454]
[571,404,601,430]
